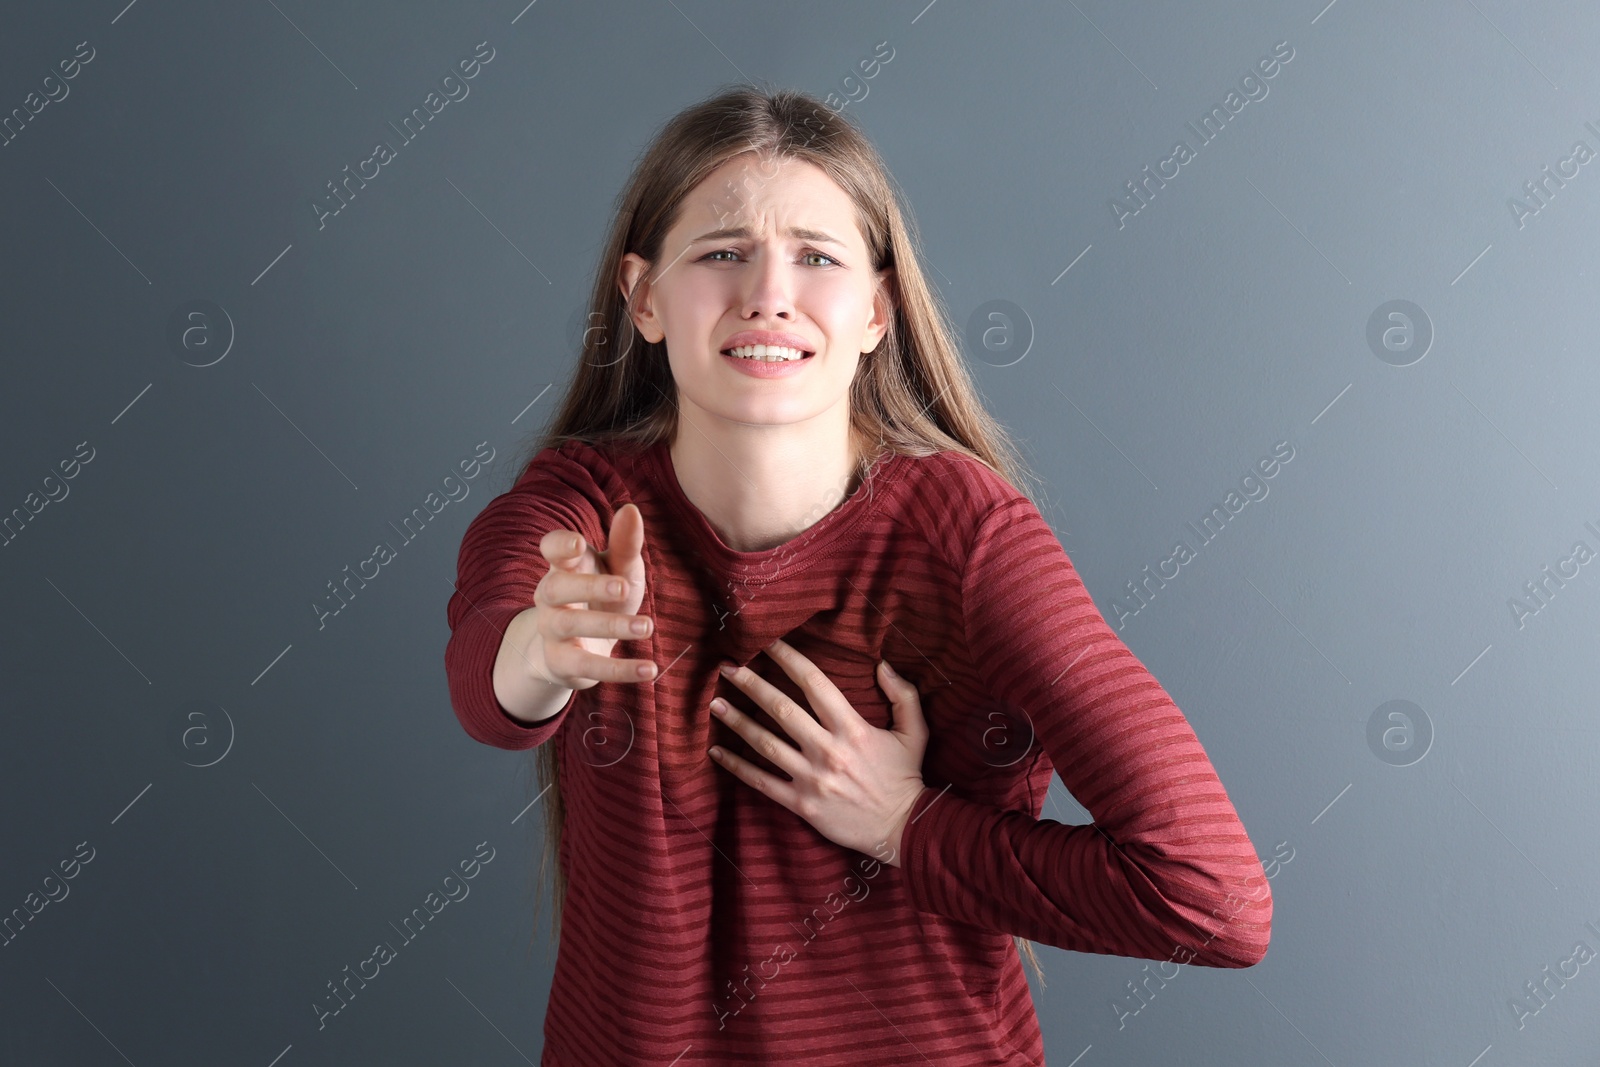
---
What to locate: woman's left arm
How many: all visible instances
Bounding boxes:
[898,495,1273,969]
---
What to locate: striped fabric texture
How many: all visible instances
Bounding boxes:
[445,437,1271,1065]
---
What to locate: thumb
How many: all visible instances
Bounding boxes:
[603,502,647,585]
[878,661,927,745]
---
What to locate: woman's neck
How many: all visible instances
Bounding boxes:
[668,415,865,552]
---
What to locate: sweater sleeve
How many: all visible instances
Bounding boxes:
[444,445,609,751]
[897,495,1272,968]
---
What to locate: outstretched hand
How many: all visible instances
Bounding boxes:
[529,502,657,689]
[707,638,929,867]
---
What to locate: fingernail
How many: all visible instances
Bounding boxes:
[880,660,897,679]
[609,579,624,596]
[718,663,737,677]
[630,618,650,635]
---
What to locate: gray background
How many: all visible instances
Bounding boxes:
[2,0,1596,1063]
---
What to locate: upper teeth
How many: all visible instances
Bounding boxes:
[726,344,808,362]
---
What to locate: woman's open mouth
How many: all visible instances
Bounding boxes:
[721,344,814,378]
[722,344,813,362]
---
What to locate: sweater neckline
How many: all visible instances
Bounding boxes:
[643,436,906,580]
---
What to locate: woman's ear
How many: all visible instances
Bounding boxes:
[618,253,665,343]
[863,268,896,354]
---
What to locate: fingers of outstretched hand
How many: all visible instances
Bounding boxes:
[544,638,658,684]
[532,516,656,685]
[539,527,590,566]
[543,605,652,643]
[536,568,628,610]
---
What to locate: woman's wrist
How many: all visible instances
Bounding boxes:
[494,607,574,722]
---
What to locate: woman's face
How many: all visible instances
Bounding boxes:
[619,153,893,438]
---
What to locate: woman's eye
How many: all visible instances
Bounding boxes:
[701,249,838,267]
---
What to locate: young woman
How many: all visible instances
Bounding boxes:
[445,86,1272,1066]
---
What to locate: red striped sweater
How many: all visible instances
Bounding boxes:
[444,436,1271,1065]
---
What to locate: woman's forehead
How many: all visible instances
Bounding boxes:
[679,174,860,247]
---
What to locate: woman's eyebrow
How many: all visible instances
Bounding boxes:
[690,225,846,248]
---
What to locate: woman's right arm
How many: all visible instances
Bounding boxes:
[445,448,606,751]
[446,448,655,750]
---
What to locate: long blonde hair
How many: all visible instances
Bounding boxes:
[513,83,1050,986]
